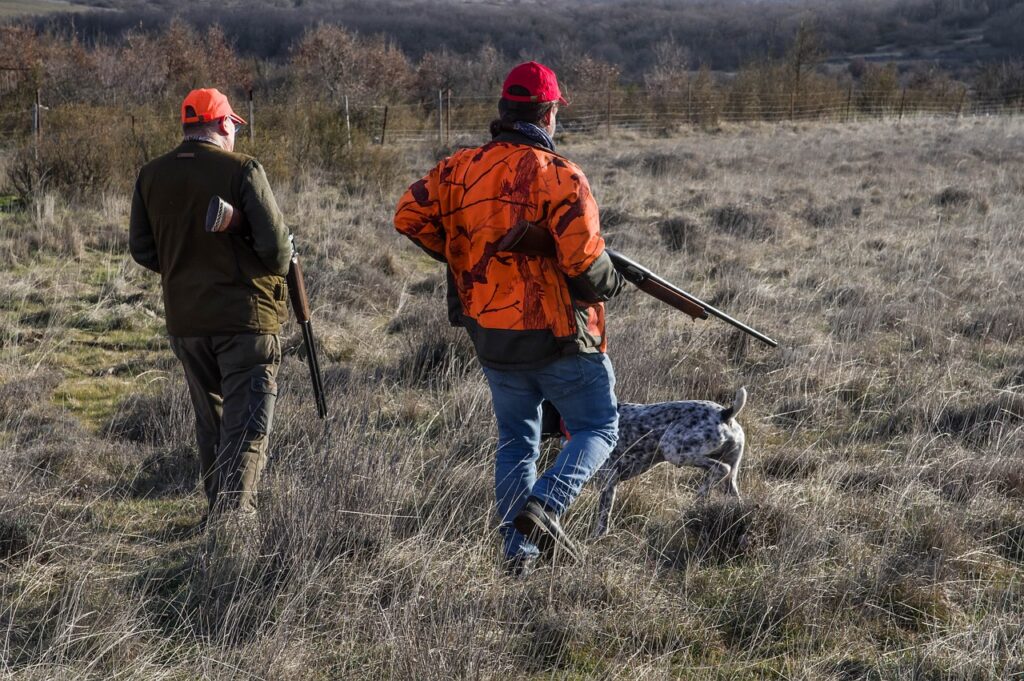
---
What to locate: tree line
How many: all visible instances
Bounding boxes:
[1,11,1022,208]
[21,0,1024,72]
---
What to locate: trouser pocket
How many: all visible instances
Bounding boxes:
[247,375,278,435]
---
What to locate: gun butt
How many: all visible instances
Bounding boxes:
[205,196,245,233]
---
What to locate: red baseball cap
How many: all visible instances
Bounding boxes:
[502,61,568,105]
[181,88,246,126]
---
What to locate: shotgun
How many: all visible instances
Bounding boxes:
[495,220,778,348]
[205,196,329,418]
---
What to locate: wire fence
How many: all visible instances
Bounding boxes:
[1,86,1023,152]
[373,87,1024,144]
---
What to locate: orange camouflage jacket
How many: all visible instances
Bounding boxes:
[394,129,624,369]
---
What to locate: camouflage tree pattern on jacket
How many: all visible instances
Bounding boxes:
[394,131,624,369]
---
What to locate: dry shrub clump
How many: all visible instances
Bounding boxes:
[658,216,704,253]
[707,203,775,240]
[933,185,989,213]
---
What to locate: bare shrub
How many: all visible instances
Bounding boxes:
[707,204,775,240]
[933,186,989,213]
[683,499,797,564]
[394,328,476,390]
[7,120,137,206]
[759,451,819,480]
[935,391,1024,446]
[657,216,703,252]
[0,510,35,561]
[599,207,631,228]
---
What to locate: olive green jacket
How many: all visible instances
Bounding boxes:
[129,140,291,337]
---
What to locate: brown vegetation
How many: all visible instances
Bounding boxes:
[0,70,1023,679]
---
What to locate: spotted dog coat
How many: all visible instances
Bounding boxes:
[590,387,747,538]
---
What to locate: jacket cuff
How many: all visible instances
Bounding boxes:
[567,250,626,303]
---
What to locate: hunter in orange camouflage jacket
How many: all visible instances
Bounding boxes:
[394,128,624,369]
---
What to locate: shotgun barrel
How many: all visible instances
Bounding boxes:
[605,249,777,348]
[495,219,778,348]
[287,239,329,419]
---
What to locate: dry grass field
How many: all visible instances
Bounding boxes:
[0,116,1022,679]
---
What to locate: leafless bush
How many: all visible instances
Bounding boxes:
[708,204,775,240]
[934,186,989,213]
[657,216,703,252]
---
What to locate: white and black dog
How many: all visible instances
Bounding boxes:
[588,387,747,538]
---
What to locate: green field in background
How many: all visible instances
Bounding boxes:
[0,0,93,17]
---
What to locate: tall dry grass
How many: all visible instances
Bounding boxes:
[0,116,1022,679]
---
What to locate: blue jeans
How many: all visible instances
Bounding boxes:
[482,352,619,559]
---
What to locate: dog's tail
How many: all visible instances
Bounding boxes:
[720,386,747,422]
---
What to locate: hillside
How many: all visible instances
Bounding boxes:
[9,0,1024,74]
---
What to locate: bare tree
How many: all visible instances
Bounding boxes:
[786,20,826,114]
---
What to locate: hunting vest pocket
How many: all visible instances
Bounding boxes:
[247,375,278,435]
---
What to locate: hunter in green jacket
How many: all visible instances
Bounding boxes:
[129,88,291,525]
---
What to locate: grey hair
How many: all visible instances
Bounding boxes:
[181,120,222,137]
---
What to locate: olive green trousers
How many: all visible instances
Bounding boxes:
[169,334,281,513]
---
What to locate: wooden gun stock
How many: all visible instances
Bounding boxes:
[496,220,778,348]
[287,254,312,324]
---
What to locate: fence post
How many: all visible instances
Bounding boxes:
[247,88,255,142]
[344,95,352,146]
[686,80,692,125]
[845,85,853,122]
[380,105,389,146]
[789,91,795,120]
[438,89,444,143]
[446,88,452,144]
[898,88,906,122]
[605,84,612,137]
[32,88,41,161]
[956,88,966,119]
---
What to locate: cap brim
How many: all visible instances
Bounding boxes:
[558,95,569,106]
[229,112,247,126]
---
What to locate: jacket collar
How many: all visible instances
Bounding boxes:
[490,120,555,152]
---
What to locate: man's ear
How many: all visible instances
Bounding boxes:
[217,117,232,135]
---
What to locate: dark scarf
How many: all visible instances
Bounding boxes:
[489,120,555,152]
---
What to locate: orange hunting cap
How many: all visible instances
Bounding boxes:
[181,88,246,125]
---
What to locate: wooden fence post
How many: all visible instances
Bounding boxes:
[446,88,452,144]
[247,88,254,142]
[845,85,853,122]
[344,95,351,146]
[33,88,41,161]
[605,79,612,136]
[686,80,692,125]
[380,105,389,146]
[438,89,444,143]
[898,88,906,122]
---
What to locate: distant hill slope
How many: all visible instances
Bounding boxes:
[11,0,1024,73]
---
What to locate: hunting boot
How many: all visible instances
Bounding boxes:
[513,497,581,564]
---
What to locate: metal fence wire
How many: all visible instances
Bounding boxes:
[1,86,1022,149]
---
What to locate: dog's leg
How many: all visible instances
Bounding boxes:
[725,440,744,498]
[695,460,732,500]
[592,473,620,539]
